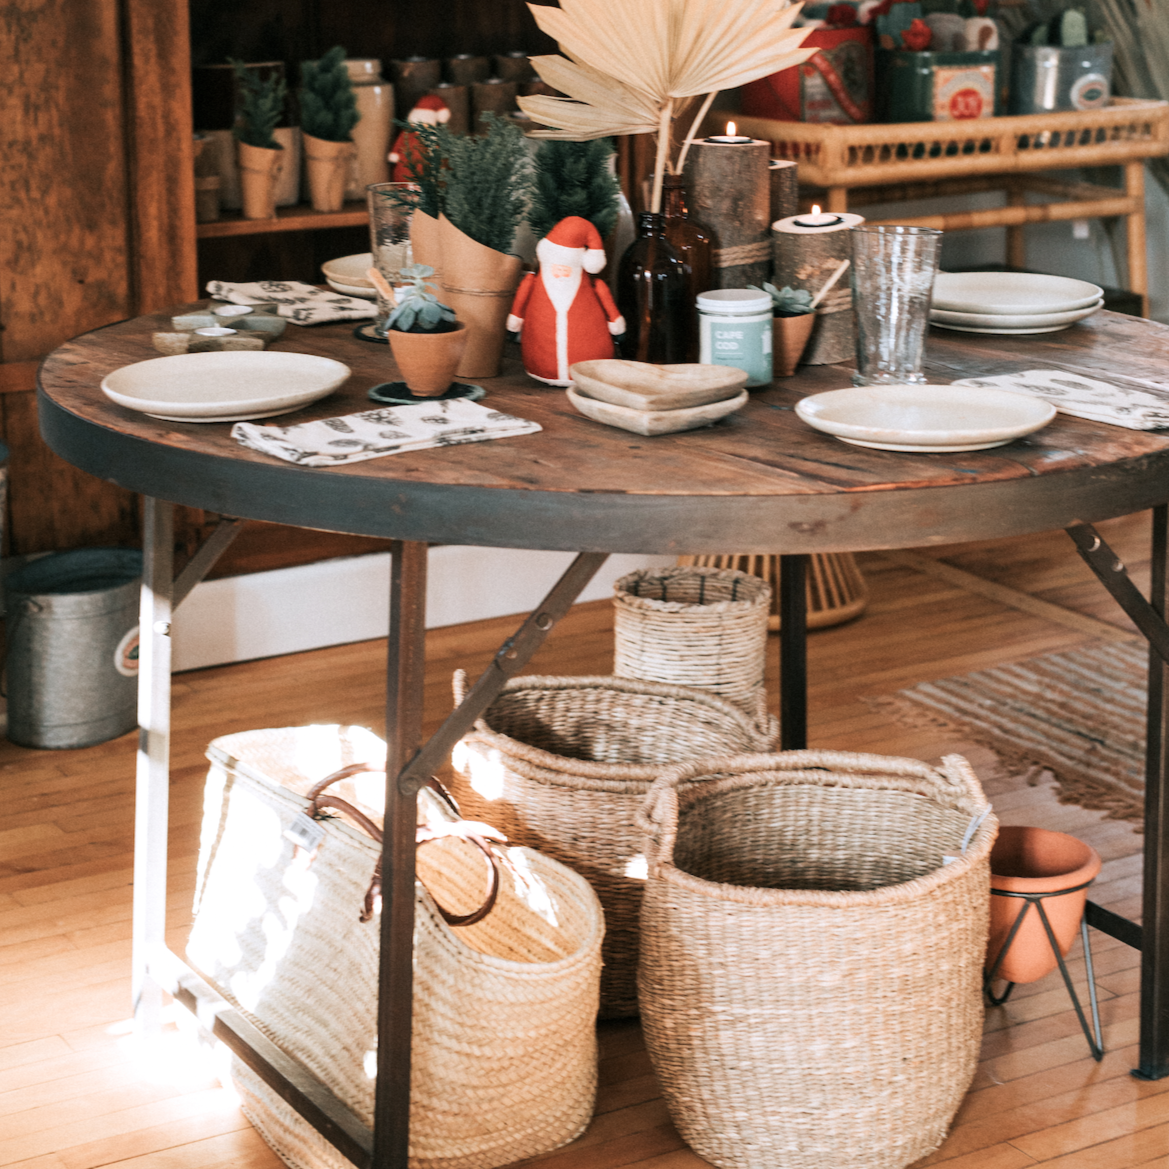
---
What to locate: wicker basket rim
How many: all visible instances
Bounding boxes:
[613,566,770,613]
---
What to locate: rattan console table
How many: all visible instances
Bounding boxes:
[37,308,1169,1167]
[727,98,1169,313]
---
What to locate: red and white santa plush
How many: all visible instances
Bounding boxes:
[506,216,626,387]
[388,94,450,183]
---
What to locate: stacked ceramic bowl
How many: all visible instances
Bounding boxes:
[930,271,1104,335]
[322,253,376,299]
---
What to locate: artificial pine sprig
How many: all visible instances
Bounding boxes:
[387,119,446,219]
[300,46,360,142]
[230,60,287,150]
[528,139,620,243]
[442,114,531,254]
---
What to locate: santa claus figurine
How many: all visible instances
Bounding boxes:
[506,216,626,387]
[388,94,451,183]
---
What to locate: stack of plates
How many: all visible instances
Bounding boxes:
[322,253,377,299]
[930,272,1104,335]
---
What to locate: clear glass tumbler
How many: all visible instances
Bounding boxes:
[366,182,417,334]
[850,224,942,385]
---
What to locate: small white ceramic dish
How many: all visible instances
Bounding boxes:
[325,277,378,300]
[322,252,374,287]
[566,385,748,435]
[929,321,1081,336]
[932,271,1103,315]
[795,383,1056,452]
[929,299,1103,329]
[101,351,351,422]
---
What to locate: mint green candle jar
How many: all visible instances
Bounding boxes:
[697,289,773,387]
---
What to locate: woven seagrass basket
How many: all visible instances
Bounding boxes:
[449,674,777,1017]
[635,749,997,1169]
[187,725,603,1169]
[613,566,774,727]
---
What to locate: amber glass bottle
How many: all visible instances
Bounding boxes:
[616,212,687,363]
[661,174,714,361]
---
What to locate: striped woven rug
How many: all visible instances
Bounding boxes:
[869,640,1148,824]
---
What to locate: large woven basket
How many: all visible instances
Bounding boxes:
[187,725,603,1169]
[635,749,997,1169]
[449,674,777,1017]
[613,566,773,726]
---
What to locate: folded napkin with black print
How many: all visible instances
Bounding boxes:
[231,399,542,466]
[205,280,376,324]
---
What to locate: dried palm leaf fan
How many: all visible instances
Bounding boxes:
[517,0,814,212]
[677,553,869,630]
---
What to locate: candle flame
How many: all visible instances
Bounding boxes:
[726,120,737,136]
[811,204,822,215]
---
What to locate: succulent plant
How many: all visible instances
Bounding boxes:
[386,265,459,333]
[756,282,814,317]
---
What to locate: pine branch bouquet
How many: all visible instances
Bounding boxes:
[231,60,287,150]
[529,139,621,243]
[300,46,360,142]
[517,0,814,212]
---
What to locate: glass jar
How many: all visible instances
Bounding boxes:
[344,58,394,199]
[616,212,688,364]
[697,289,774,387]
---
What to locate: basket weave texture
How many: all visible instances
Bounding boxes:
[635,749,997,1169]
[449,674,776,1017]
[613,566,773,725]
[186,725,603,1169]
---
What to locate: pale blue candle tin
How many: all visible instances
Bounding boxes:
[697,289,773,387]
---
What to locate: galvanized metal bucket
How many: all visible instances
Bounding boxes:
[5,548,142,749]
[1009,44,1112,115]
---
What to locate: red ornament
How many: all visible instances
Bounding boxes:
[901,17,933,50]
[506,216,626,387]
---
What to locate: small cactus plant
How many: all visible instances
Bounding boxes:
[756,282,814,317]
[386,265,459,333]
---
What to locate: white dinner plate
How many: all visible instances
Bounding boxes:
[101,351,351,422]
[930,320,1084,336]
[932,271,1104,316]
[321,252,374,287]
[795,383,1057,451]
[929,300,1103,329]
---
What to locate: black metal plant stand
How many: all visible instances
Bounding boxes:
[984,882,1104,1061]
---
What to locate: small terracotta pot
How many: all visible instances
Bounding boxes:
[238,141,284,220]
[303,132,353,213]
[772,312,816,377]
[986,825,1102,985]
[388,323,469,397]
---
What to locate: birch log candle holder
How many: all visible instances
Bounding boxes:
[683,129,772,290]
[772,208,865,365]
[769,159,799,226]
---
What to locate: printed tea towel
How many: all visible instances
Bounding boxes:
[951,369,1169,430]
[205,280,377,324]
[232,399,541,466]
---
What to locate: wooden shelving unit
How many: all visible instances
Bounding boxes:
[196,200,370,238]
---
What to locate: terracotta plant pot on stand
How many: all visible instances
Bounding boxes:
[388,323,468,397]
[303,133,353,213]
[238,142,283,219]
[773,312,816,377]
[985,824,1104,1059]
[439,214,523,379]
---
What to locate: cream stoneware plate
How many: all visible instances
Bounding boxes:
[101,351,351,422]
[570,359,747,411]
[325,277,377,300]
[566,385,748,435]
[932,271,1103,315]
[929,299,1103,329]
[930,321,1083,336]
[795,384,1057,452]
[322,252,374,287]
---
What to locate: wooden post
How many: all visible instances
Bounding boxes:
[1126,160,1149,316]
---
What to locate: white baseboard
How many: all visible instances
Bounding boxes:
[171,547,675,672]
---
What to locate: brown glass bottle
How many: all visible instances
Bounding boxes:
[616,212,687,364]
[661,174,714,361]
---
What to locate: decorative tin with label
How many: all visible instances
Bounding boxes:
[1008,44,1112,114]
[697,289,773,387]
[878,49,1000,122]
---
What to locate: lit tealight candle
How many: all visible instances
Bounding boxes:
[793,203,845,228]
[194,326,237,337]
[214,304,254,318]
[704,119,754,145]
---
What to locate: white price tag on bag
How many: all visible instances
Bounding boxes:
[285,812,327,853]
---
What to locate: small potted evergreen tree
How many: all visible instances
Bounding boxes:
[232,61,287,220]
[385,265,468,397]
[300,46,360,212]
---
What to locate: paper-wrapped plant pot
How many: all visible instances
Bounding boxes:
[303,133,353,213]
[773,313,816,377]
[388,323,468,397]
[439,214,524,379]
[238,141,283,220]
[410,210,443,285]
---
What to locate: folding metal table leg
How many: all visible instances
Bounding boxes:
[779,553,808,750]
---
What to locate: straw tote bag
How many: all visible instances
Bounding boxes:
[187,725,603,1169]
[448,674,776,1017]
[635,749,997,1169]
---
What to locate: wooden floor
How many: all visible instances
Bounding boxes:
[1,513,1162,1169]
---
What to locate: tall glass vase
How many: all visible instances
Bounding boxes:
[616,212,687,364]
[661,175,713,362]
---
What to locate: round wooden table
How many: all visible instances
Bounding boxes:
[37,307,1169,1166]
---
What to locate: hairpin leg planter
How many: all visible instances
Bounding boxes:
[984,825,1104,1061]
